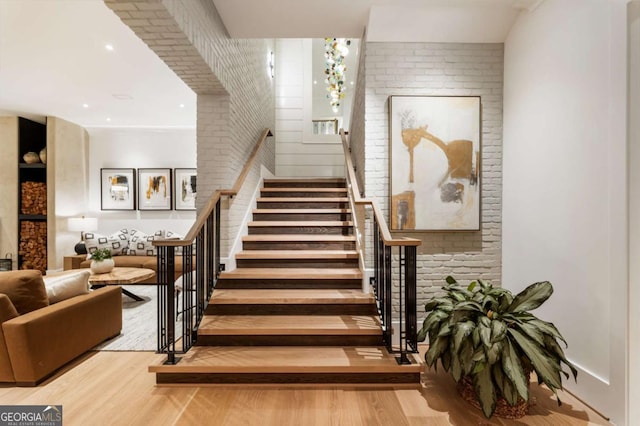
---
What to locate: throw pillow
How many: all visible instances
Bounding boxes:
[84,230,129,257]
[0,270,49,314]
[43,270,91,304]
[163,230,184,254]
[128,230,162,256]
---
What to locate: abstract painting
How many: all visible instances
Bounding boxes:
[174,168,197,210]
[389,96,481,231]
[137,168,172,210]
[101,168,136,210]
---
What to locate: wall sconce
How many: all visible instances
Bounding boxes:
[268,51,275,79]
[68,216,98,254]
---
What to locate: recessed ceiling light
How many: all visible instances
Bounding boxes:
[105,44,114,51]
[313,80,317,84]
[350,81,354,85]
[179,104,185,108]
[82,103,89,108]
[112,94,133,100]
[106,117,111,122]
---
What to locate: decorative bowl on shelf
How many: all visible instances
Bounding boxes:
[39,147,47,164]
[23,152,40,164]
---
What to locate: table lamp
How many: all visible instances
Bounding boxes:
[68,216,98,255]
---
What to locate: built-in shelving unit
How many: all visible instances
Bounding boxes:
[17,117,47,272]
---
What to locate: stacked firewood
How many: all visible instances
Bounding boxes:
[19,221,47,272]
[21,181,47,215]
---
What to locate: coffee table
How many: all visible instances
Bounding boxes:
[89,267,156,301]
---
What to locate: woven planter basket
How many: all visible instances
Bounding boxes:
[457,375,529,419]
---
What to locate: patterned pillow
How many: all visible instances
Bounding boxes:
[164,230,184,255]
[84,230,129,257]
[128,230,163,256]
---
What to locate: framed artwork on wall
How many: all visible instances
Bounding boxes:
[100,168,136,210]
[174,168,197,211]
[389,95,481,231]
[137,168,172,211]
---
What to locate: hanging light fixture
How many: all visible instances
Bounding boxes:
[324,38,350,113]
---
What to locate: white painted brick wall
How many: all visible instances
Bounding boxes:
[347,37,367,193]
[363,42,504,318]
[106,0,276,257]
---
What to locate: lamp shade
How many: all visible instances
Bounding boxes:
[68,217,98,232]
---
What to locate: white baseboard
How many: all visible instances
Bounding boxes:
[227,177,263,271]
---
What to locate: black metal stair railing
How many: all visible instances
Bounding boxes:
[341,129,420,365]
[153,128,272,365]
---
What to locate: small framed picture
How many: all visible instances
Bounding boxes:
[101,168,136,210]
[138,168,172,210]
[174,168,197,210]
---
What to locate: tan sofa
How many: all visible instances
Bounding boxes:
[63,254,192,283]
[0,270,122,386]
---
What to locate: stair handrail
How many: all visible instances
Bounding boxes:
[154,128,273,364]
[340,129,421,364]
[156,128,273,247]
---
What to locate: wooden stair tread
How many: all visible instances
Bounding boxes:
[261,188,347,193]
[253,208,351,214]
[219,268,362,279]
[198,315,381,335]
[243,235,355,242]
[149,346,422,373]
[257,197,349,202]
[236,250,358,259]
[210,289,373,304]
[248,221,352,227]
[264,178,346,184]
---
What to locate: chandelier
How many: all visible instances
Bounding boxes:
[324,38,350,113]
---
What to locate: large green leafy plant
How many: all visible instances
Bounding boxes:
[418,276,577,418]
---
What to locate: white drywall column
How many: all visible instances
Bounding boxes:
[629,2,640,424]
[503,1,628,423]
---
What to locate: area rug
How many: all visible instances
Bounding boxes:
[95,285,160,351]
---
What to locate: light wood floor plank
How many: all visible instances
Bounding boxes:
[0,351,609,426]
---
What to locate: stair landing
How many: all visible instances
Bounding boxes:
[149,346,422,385]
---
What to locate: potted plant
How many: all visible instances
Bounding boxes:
[89,248,114,274]
[417,276,577,419]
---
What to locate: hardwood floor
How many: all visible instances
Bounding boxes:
[0,351,610,426]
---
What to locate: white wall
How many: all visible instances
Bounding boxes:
[503,1,628,423]
[87,127,196,236]
[628,2,640,424]
[275,39,344,177]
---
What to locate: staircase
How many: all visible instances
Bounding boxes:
[150,178,422,385]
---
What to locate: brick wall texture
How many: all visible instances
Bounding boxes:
[347,38,367,194]
[363,42,504,316]
[105,0,276,256]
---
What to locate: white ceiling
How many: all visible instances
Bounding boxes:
[0,0,539,129]
[0,0,196,128]
[212,0,540,39]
